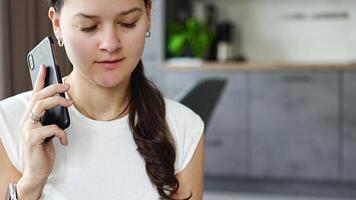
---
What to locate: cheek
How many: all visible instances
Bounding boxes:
[62,28,96,68]
[122,28,147,60]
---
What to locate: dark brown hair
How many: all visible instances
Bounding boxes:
[48,0,191,199]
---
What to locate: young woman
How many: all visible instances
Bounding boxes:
[0,0,204,199]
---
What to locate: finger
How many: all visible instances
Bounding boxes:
[35,83,70,101]
[25,83,70,128]
[28,125,68,145]
[22,88,71,130]
[21,106,40,129]
[31,96,73,118]
[33,64,47,92]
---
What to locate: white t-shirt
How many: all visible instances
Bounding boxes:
[0,91,204,199]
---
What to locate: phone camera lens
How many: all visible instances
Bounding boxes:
[28,55,35,70]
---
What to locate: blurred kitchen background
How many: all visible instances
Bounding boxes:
[1,0,356,199]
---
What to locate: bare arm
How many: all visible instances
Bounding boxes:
[173,135,205,200]
[1,65,71,200]
[0,138,22,199]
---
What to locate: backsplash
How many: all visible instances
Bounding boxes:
[198,0,356,63]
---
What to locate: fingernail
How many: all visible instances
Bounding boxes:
[38,65,42,75]
[63,84,69,89]
[41,64,46,72]
[67,99,73,104]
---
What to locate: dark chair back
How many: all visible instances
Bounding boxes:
[178,78,227,128]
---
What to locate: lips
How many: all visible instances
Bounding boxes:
[96,57,125,70]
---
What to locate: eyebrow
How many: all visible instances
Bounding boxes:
[74,7,143,19]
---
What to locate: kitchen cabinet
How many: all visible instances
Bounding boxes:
[165,72,249,176]
[250,72,339,180]
[342,71,356,181]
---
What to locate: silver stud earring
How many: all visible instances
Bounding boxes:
[146,31,151,38]
[58,37,64,47]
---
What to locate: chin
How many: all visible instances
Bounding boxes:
[98,79,121,88]
[91,66,133,88]
[96,75,128,88]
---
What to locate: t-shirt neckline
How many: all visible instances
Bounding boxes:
[62,82,129,130]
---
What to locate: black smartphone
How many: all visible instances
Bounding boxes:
[27,36,70,130]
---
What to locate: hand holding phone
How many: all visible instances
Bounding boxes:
[27,36,70,130]
[15,37,71,189]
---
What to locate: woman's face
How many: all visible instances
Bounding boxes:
[50,0,151,88]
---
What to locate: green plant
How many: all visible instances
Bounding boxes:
[167,18,215,58]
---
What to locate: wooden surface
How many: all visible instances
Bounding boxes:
[161,61,356,71]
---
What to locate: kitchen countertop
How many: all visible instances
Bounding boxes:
[161,61,356,71]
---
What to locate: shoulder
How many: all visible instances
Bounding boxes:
[0,91,32,173]
[0,90,32,133]
[164,98,204,132]
[164,98,198,119]
[0,91,32,118]
[164,98,205,173]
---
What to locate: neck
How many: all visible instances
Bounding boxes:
[64,70,130,121]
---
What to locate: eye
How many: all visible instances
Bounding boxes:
[80,26,97,32]
[121,23,136,29]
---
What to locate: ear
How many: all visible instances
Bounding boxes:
[48,7,62,40]
[146,0,152,31]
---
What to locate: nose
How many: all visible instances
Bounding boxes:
[98,27,122,53]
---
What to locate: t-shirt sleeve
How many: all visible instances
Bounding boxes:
[0,104,23,173]
[176,113,204,174]
[165,99,205,174]
[0,93,30,173]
